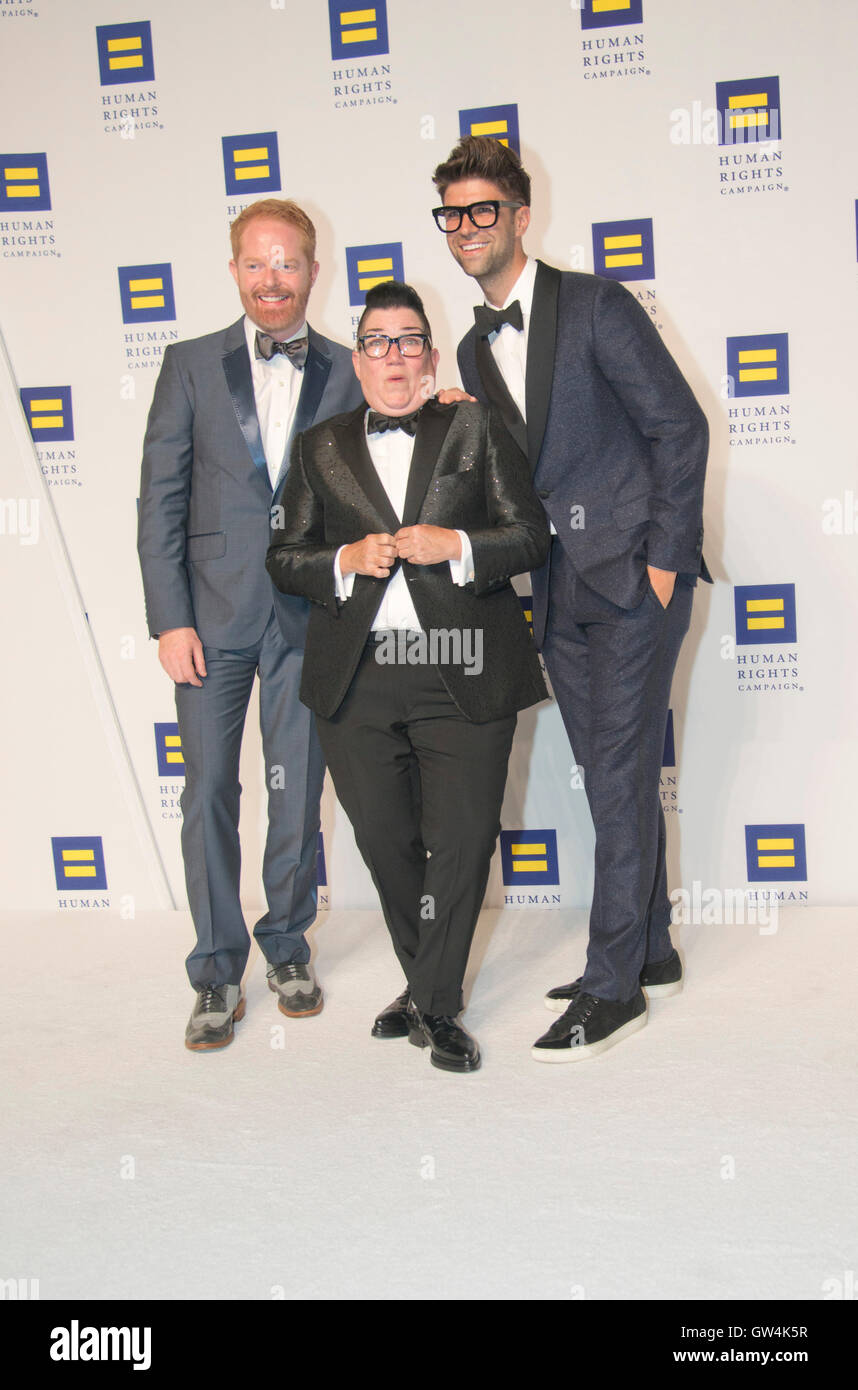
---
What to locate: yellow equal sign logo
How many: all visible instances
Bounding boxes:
[231,144,270,182]
[129,275,165,311]
[339,7,378,43]
[3,162,41,198]
[593,1,632,11]
[106,33,145,72]
[357,255,394,291]
[602,232,643,269]
[469,117,510,146]
[510,839,548,874]
[728,90,769,131]
[737,345,778,384]
[61,846,97,880]
[28,396,65,430]
[164,733,183,765]
[755,835,795,870]
[744,596,785,631]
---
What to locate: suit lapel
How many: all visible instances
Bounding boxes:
[474,329,528,456]
[221,319,268,486]
[525,260,560,468]
[277,326,333,484]
[401,402,454,526]
[336,407,402,535]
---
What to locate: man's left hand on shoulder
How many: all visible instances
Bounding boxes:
[647,565,676,609]
[436,387,476,405]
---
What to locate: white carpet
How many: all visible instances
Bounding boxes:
[2,905,855,1301]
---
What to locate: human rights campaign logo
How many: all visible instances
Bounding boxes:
[96,21,155,85]
[745,823,806,883]
[329,3,389,60]
[20,387,74,443]
[726,334,789,397]
[222,133,280,197]
[500,830,559,887]
[592,218,654,280]
[580,0,643,28]
[716,77,781,144]
[118,264,175,324]
[518,594,533,637]
[346,243,403,305]
[52,837,108,892]
[734,584,797,646]
[0,153,50,212]
[458,104,520,156]
[154,723,184,777]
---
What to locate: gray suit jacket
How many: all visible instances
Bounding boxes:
[266,399,549,722]
[457,261,711,643]
[138,317,363,649]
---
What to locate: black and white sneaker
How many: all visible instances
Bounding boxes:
[543,949,682,1012]
[531,988,647,1062]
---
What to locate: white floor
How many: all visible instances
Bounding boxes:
[2,905,856,1302]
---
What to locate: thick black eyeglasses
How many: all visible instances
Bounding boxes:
[432,200,523,233]
[357,333,431,358]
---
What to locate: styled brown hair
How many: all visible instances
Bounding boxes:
[229,198,317,262]
[432,136,531,207]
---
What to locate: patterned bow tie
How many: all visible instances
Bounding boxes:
[473,300,523,339]
[255,331,308,367]
[367,407,422,437]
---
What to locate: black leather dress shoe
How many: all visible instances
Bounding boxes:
[371,987,411,1039]
[406,1000,481,1073]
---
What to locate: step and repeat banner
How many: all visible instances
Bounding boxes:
[1,0,856,921]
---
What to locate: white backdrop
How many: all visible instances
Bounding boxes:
[1,0,855,917]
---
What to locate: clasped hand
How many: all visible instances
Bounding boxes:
[341,525,462,578]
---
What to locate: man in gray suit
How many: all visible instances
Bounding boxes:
[138,198,363,1051]
[432,138,711,1062]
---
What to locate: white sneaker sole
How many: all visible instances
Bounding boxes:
[531,1010,647,1063]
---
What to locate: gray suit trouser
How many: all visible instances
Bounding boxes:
[540,541,694,1002]
[175,609,325,988]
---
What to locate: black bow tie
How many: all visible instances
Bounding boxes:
[255,331,308,367]
[367,407,422,437]
[474,300,523,339]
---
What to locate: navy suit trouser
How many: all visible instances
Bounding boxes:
[540,541,693,1002]
[175,610,325,988]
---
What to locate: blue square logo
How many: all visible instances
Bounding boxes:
[154,723,184,777]
[118,263,175,324]
[20,387,74,443]
[96,21,155,86]
[734,584,797,646]
[458,104,520,156]
[317,832,327,888]
[592,218,654,280]
[52,836,108,891]
[726,334,789,397]
[222,132,281,197]
[0,152,51,212]
[581,0,643,28]
[345,242,404,306]
[745,823,806,882]
[716,76,781,145]
[500,829,559,887]
[329,2,389,60]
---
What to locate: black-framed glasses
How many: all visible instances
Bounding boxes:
[431,200,523,233]
[357,333,431,358]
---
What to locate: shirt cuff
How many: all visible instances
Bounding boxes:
[449,530,474,586]
[334,545,356,601]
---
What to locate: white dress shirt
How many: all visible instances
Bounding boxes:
[334,414,473,631]
[243,315,306,490]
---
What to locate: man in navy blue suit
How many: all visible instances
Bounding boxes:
[432,137,711,1062]
[139,199,364,1050]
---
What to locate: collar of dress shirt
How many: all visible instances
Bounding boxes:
[483,256,537,325]
[243,314,308,364]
